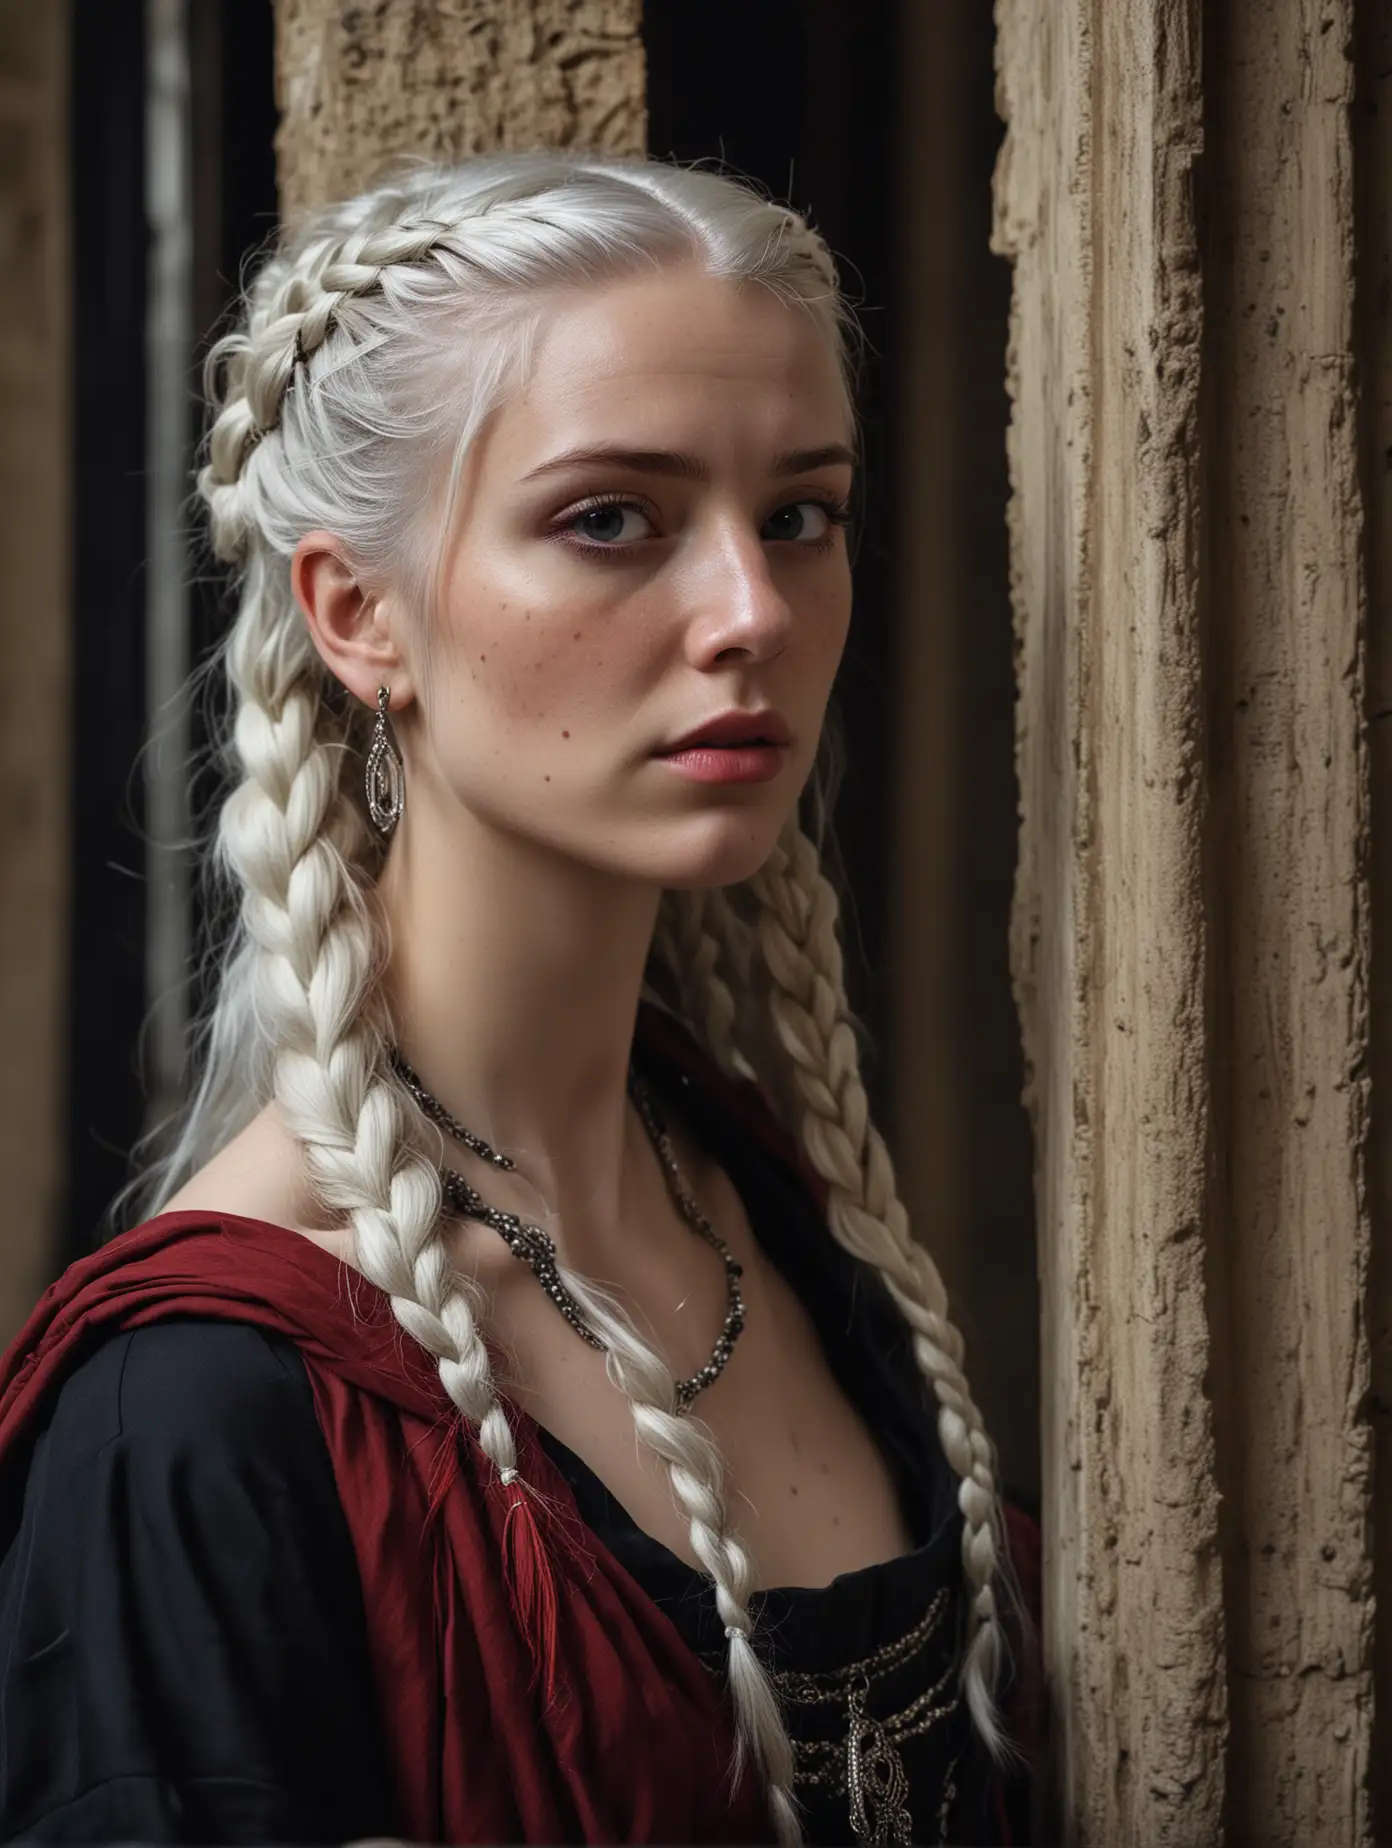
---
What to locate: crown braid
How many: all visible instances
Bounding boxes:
[200,216,485,562]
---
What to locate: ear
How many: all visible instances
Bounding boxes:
[291,531,416,711]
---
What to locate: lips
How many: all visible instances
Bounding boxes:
[658,710,792,753]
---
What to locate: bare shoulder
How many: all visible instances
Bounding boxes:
[157,1101,347,1246]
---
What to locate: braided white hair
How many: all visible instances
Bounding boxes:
[125,150,1013,1840]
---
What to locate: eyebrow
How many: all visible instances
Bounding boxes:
[520,442,857,483]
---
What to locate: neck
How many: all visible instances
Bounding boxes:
[374,793,668,1251]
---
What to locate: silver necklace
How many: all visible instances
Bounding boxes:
[389,1049,747,1413]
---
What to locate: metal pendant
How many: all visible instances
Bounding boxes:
[365,685,404,836]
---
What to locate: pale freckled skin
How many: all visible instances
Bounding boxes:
[290,264,853,1229]
[255,277,924,1591]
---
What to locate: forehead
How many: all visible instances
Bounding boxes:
[488,269,851,467]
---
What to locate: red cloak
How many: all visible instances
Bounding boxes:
[0,1003,1037,1843]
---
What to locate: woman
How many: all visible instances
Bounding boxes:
[0,152,1036,1845]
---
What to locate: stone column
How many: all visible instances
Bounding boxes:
[0,2,70,1341]
[994,0,1373,1841]
[1361,0,1392,1835]
[274,0,645,219]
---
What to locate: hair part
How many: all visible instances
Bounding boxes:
[114,150,1016,1841]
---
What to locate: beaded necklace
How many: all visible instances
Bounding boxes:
[389,1050,746,1413]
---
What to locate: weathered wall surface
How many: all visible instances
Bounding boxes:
[993,1,1226,1838]
[994,0,1372,1839]
[275,0,645,219]
[0,2,69,1341]
[1204,3,1370,1839]
[1361,0,1392,1832]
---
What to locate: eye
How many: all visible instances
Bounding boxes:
[560,498,655,549]
[760,499,851,545]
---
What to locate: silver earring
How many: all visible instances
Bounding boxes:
[365,685,405,837]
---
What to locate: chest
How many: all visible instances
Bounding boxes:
[452,1154,916,1591]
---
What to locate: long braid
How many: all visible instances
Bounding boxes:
[723,818,1015,1755]
[214,585,525,1486]
[538,1254,802,1842]
[191,163,835,1839]
[201,216,541,1519]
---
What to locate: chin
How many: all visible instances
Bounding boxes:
[642,815,793,893]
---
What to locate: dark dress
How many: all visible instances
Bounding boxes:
[0,1032,1023,1845]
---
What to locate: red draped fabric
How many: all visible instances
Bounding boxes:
[0,1001,1037,1843]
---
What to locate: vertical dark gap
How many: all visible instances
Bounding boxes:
[182,0,277,1078]
[65,0,278,1248]
[952,0,1039,1510]
[63,0,149,1260]
[643,0,901,1122]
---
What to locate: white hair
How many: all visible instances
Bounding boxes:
[118,150,1016,1842]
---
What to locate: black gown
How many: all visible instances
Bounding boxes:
[0,1034,1025,1845]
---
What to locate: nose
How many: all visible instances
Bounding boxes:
[680,512,794,665]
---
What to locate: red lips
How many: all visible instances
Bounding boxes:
[658,709,792,753]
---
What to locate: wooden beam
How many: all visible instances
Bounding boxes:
[995,0,1374,1836]
[1360,0,1392,1830]
[994,0,1224,1836]
[1204,1,1370,1837]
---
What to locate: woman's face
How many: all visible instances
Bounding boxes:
[408,265,855,891]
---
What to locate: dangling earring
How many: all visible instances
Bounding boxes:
[365,685,405,837]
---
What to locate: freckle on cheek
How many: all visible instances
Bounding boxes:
[561,730,570,740]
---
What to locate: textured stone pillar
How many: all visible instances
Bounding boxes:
[993,0,1371,1841]
[275,0,646,219]
[1361,0,1392,1835]
[0,2,70,1340]
[1204,5,1369,1839]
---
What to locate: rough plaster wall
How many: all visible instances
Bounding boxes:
[990,0,1103,1823]
[1204,2,1370,1840]
[0,3,68,1341]
[996,0,1373,1838]
[993,0,1225,1837]
[1358,0,1392,1832]
[1083,3,1227,1836]
[275,0,645,219]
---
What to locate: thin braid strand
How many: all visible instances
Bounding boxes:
[749,822,1011,1757]
[217,663,527,1500]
